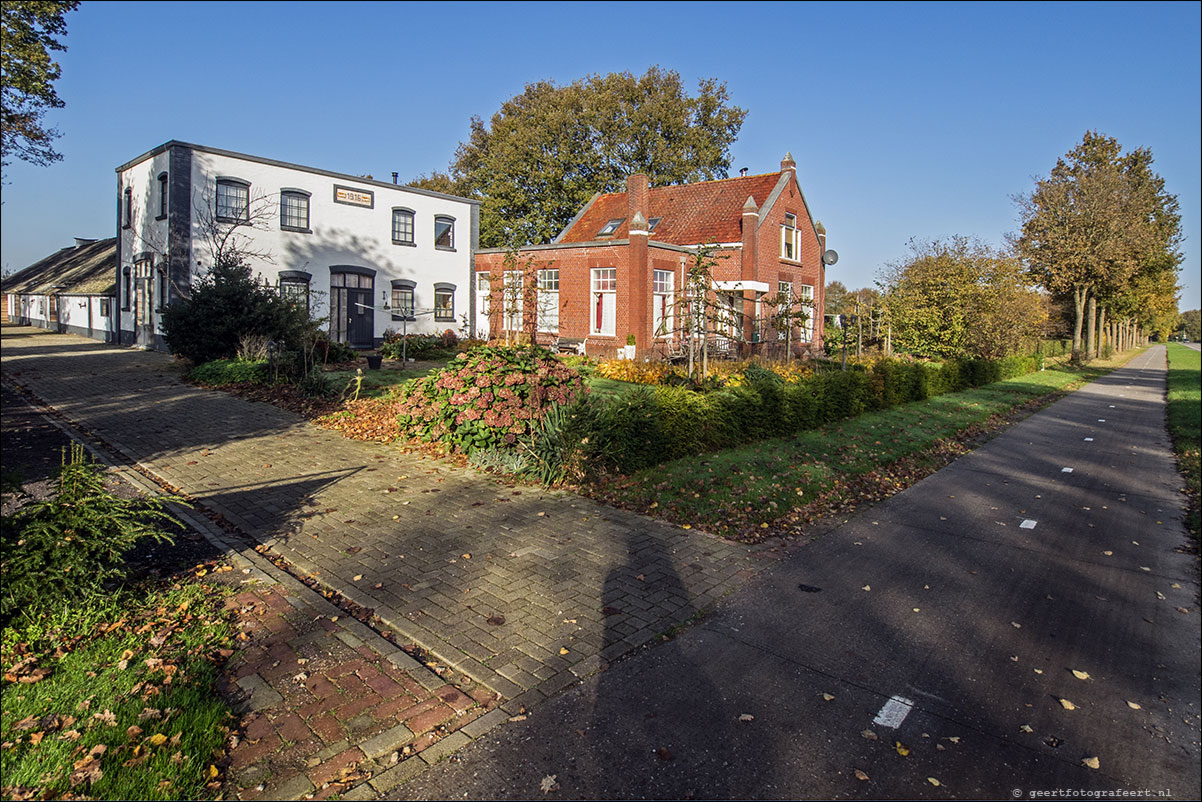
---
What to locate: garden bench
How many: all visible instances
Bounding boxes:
[554,337,587,355]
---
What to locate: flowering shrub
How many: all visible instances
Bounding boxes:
[396,345,586,452]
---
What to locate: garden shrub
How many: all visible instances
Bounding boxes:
[396,345,585,452]
[576,387,668,474]
[186,358,269,386]
[380,332,455,361]
[652,385,712,459]
[314,334,357,365]
[519,403,578,485]
[160,257,312,365]
[298,367,338,399]
[0,445,177,621]
[468,447,531,476]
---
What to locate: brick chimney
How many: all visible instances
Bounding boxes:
[740,195,760,346]
[627,174,649,223]
[741,195,758,281]
[624,206,651,353]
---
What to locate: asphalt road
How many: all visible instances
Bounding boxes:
[388,346,1200,800]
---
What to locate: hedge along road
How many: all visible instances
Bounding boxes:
[393,344,1200,800]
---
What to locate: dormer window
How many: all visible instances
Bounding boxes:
[647,217,662,232]
[598,218,624,236]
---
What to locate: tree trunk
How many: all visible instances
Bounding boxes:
[1086,295,1097,361]
[856,306,863,360]
[1071,286,1087,364]
[1097,306,1107,357]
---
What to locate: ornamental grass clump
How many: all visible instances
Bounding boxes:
[396,345,585,453]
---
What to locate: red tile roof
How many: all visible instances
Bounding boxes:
[557,172,785,246]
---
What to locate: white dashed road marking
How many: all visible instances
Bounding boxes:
[873,696,915,729]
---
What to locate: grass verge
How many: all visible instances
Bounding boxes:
[1165,343,1200,540]
[594,351,1141,540]
[1,581,236,800]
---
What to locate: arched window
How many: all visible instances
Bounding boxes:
[280,189,311,232]
[434,215,455,249]
[392,208,415,245]
[157,172,169,220]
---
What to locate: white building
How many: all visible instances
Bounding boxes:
[3,237,117,343]
[115,141,480,350]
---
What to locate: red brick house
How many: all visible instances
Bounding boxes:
[473,153,829,359]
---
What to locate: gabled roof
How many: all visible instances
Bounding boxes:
[2,238,117,296]
[556,172,784,246]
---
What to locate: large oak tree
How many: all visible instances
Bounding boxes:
[411,66,747,248]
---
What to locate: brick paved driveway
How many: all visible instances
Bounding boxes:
[1,326,758,707]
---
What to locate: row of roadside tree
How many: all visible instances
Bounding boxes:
[834,131,1184,364]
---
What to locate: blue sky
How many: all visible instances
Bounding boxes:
[3,1,1200,310]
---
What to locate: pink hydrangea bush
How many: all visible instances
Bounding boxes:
[396,345,585,452]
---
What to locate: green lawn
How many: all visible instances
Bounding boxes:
[325,360,448,399]
[585,375,643,399]
[601,353,1139,540]
[1,583,235,800]
[1165,343,1200,538]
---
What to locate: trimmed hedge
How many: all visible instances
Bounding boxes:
[575,354,1041,474]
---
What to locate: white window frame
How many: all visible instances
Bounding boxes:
[653,269,674,338]
[776,281,794,340]
[537,268,559,333]
[476,273,491,317]
[591,267,616,336]
[503,270,523,331]
[781,212,799,261]
[799,284,815,340]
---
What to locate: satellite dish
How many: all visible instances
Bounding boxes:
[822,249,839,266]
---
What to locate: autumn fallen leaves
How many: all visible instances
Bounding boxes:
[0,581,237,800]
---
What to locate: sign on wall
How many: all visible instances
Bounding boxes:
[334,185,374,209]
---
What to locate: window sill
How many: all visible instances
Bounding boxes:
[281,225,312,234]
[155,214,167,221]
[391,314,417,322]
[216,216,248,224]
[435,246,457,253]
[434,316,455,323]
[391,240,416,247]
[779,256,803,266]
